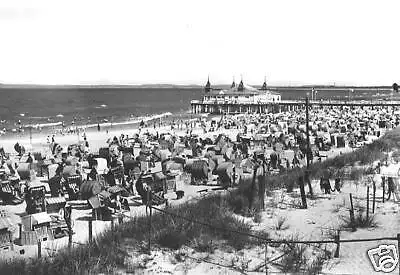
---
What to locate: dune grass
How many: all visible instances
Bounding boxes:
[340,208,379,230]
[0,192,268,274]
[279,236,332,275]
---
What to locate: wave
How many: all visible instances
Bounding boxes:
[27,116,50,119]
[19,112,172,131]
[68,112,173,129]
[26,122,63,129]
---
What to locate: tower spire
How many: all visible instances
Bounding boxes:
[238,74,244,92]
[260,75,267,90]
[204,75,211,93]
[231,76,236,89]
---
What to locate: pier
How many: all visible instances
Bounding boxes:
[191,99,400,114]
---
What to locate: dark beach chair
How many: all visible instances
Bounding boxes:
[111,166,125,186]
[26,186,46,214]
[66,175,82,200]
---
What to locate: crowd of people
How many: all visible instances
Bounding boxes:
[0,104,399,207]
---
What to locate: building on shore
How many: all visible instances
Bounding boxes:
[191,77,282,114]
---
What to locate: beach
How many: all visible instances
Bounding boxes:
[0,111,356,261]
[0,88,399,274]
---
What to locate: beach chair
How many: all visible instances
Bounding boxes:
[342,166,352,180]
[0,181,12,194]
[66,175,82,201]
[0,180,24,205]
[48,175,64,197]
[96,174,107,188]
[26,186,46,214]
[111,166,126,186]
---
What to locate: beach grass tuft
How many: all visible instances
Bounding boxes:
[275,215,289,230]
[340,209,378,230]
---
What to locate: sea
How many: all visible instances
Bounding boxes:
[0,87,202,133]
[0,86,394,135]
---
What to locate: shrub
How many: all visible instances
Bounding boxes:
[226,191,248,214]
[340,209,378,230]
[225,183,264,222]
[305,245,332,275]
[156,230,188,250]
[253,211,262,223]
[280,243,308,273]
[279,238,331,274]
[349,167,366,181]
[191,234,214,253]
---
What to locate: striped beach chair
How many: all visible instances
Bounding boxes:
[0,181,12,194]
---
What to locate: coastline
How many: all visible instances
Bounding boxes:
[0,110,199,154]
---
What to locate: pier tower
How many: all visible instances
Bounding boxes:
[204,76,212,93]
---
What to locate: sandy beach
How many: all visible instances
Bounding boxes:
[0,105,396,275]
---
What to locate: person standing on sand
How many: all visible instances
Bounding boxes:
[84,137,90,153]
[387,177,397,201]
[97,123,101,132]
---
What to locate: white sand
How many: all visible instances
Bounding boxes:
[0,119,390,274]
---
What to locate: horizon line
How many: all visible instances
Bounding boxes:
[0,82,395,88]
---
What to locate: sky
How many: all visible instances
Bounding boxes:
[0,0,399,86]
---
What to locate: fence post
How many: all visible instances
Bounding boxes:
[88,219,93,245]
[147,189,152,254]
[19,224,22,242]
[397,233,400,275]
[37,240,42,259]
[265,242,268,275]
[233,166,236,186]
[68,231,72,251]
[334,230,340,258]
[366,186,370,221]
[349,193,356,232]
[383,177,385,203]
[372,183,376,214]
[305,170,314,197]
[299,176,307,209]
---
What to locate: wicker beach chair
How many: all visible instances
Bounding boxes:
[66,175,82,201]
[26,186,46,214]
[111,166,125,186]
